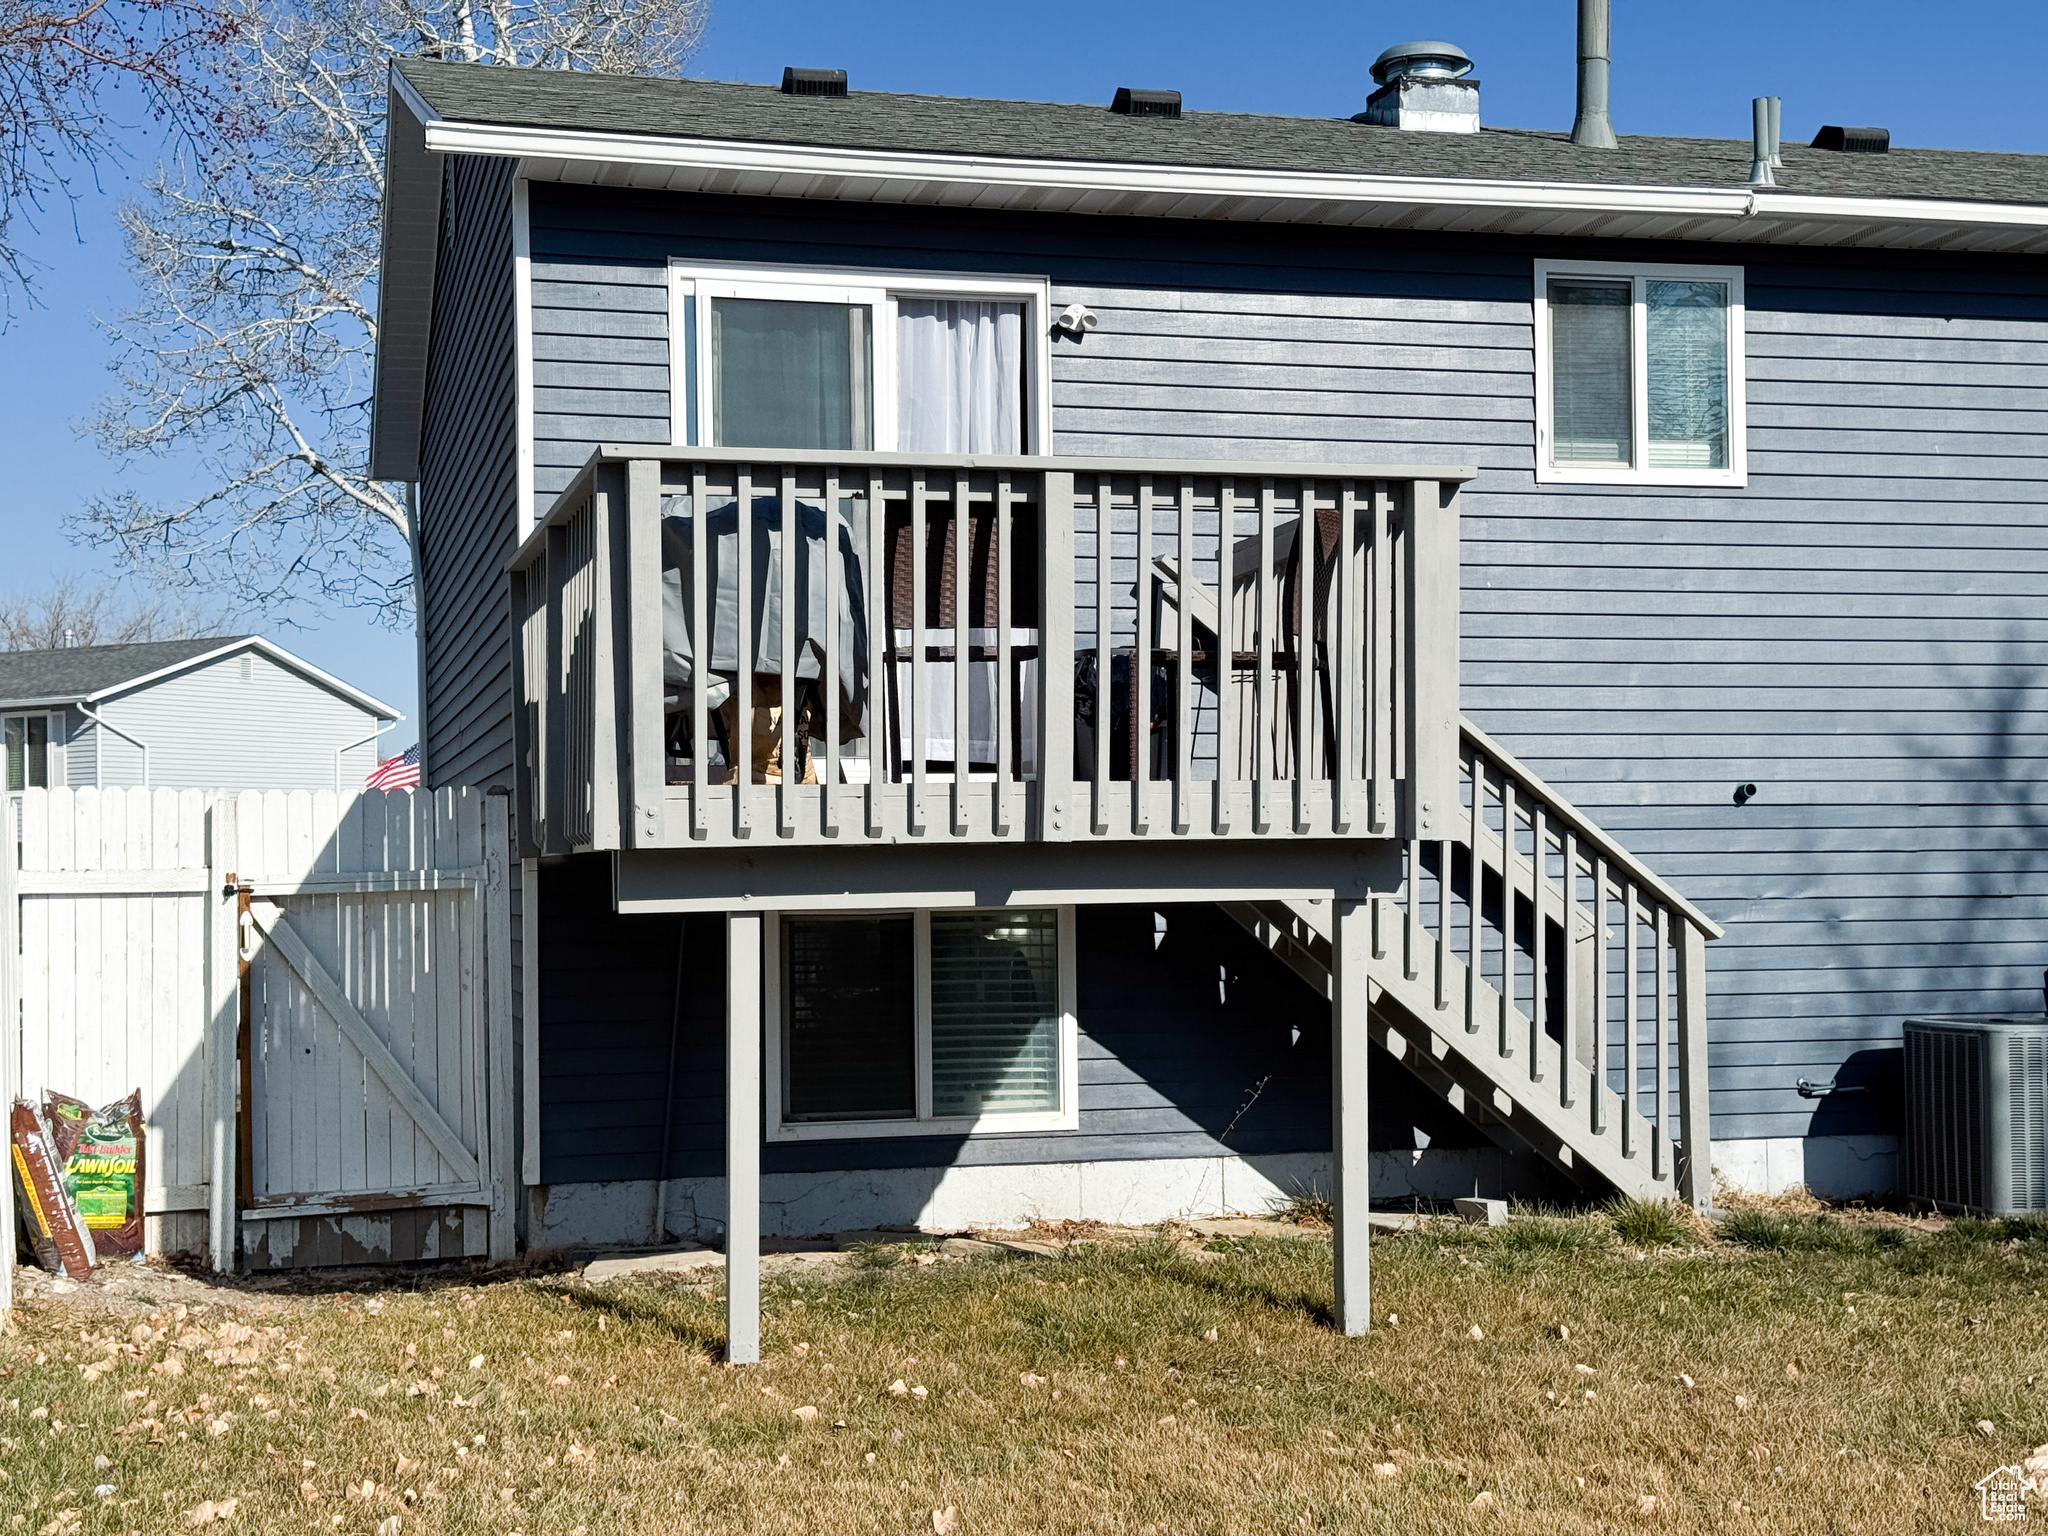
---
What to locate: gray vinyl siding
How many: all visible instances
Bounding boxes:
[83,650,388,789]
[512,184,2048,1154]
[417,153,519,791]
[528,243,669,519]
[533,856,1473,1185]
[61,706,95,788]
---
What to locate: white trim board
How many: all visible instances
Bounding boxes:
[412,116,2048,258]
[762,905,1080,1142]
[1532,257,1748,489]
[513,178,537,541]
[665,259,1053,454]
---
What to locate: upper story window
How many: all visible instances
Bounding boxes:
[766,906,1078,1141]
[4,713,51,791]
[1533,259,1746,487]
[669,262,1051,454]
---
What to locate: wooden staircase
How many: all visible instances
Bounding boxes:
[1222,719,1724,1206]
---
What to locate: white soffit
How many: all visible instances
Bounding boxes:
[416,118,2048,256]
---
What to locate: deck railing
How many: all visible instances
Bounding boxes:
[510,448,1474,855]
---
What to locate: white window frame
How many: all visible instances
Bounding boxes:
[666,259,1054,453]
[3,710,62,792]
[1532,258,1747,488]
[763,905,1080,1142]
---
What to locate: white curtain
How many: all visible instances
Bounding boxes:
[896,299,1024,453]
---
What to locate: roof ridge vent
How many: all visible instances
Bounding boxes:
[1111,87,1181,118]
[1811,124,1889,153]
[781,67,848,98]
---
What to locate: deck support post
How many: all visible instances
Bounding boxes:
[1331,896,1372,1336]
[725,910,763,1364]
[1674,921,1714,1211]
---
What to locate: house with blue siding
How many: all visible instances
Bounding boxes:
[368,34,2048,1341]
[0,636,401,793]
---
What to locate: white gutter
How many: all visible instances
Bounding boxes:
[335,717,400,791]
[76,703,150,789]
[417,116,2048,238]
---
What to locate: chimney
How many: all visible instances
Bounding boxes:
[1358,41,1479,133]
[1570,0,1616,148]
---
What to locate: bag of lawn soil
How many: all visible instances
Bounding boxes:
[10,1097,97,1278]
[44,1091,146,1258]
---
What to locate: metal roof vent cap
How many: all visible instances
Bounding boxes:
[1359,41,1479,133]
[781,67,847,97]
[1110,87,1181,119]
[1812,124,1889,153]
[1369,41,1474,82]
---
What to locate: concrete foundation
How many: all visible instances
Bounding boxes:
[526,1147,1535,1248]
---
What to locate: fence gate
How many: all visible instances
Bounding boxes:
[235,789,513,1269]
[1,787,512,1298]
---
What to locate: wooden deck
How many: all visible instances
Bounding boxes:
[511,446,1474,857]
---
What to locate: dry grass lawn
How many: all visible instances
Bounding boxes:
[5,1208,2048,1534]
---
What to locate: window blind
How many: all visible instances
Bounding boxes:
[783,915,914,1121]
[712,297,870,451]
[929,909,1060,1117]
[1646,279,1729,469]
[1548,279,1632,466]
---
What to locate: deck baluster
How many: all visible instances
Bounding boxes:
[779,465,798,837]
[690,464,708,840]
[1176,475,1194,833]
[1214,478,1236,835]
[910,470,929,836]
[823,470,840,833]
[953,469,972,837]
[735,466,753,835]
[1255,479,1276,833]
[995,471,1013,836]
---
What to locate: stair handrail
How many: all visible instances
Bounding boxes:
[1459,718,1724,942]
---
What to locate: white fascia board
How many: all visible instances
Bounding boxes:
[86,636,404,721]
[423,119,1751,222]
[420,117,2048,240]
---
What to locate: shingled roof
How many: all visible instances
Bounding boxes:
[396,59,2048,209]
[0,636,400,717]
[0,639,246,707]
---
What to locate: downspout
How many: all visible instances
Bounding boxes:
[1570,0,1617,148]
[336,717,400,791]
[75,703,149,788]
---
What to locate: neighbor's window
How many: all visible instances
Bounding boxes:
[672,265,1046,454]
[5,713,49,791]
[1535,260,1745,486]
[772,907,1074,1137]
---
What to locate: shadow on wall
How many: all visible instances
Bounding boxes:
[533,866,1510,1241]
[1817,645,2048,1139]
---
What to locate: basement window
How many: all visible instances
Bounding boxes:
[1533,259,1747,487]
[767,906,1078,1140]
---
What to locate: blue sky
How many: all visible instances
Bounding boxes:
[3,0,2045,753]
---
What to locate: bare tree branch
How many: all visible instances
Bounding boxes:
[77,0,709,622]
[0,0,245,308]
[0,573,232,650]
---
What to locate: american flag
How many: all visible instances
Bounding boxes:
[365,743,421,791]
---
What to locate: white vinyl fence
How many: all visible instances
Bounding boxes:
[2,787,511,1305]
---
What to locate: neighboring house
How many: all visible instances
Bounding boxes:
[0,637,401,793]
[369,35,2048,1290]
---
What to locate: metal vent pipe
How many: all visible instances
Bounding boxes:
[1570,0,1616,148]
[1748,97,1776,186]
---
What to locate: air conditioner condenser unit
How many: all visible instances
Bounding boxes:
[1903,1015,2048,1216]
